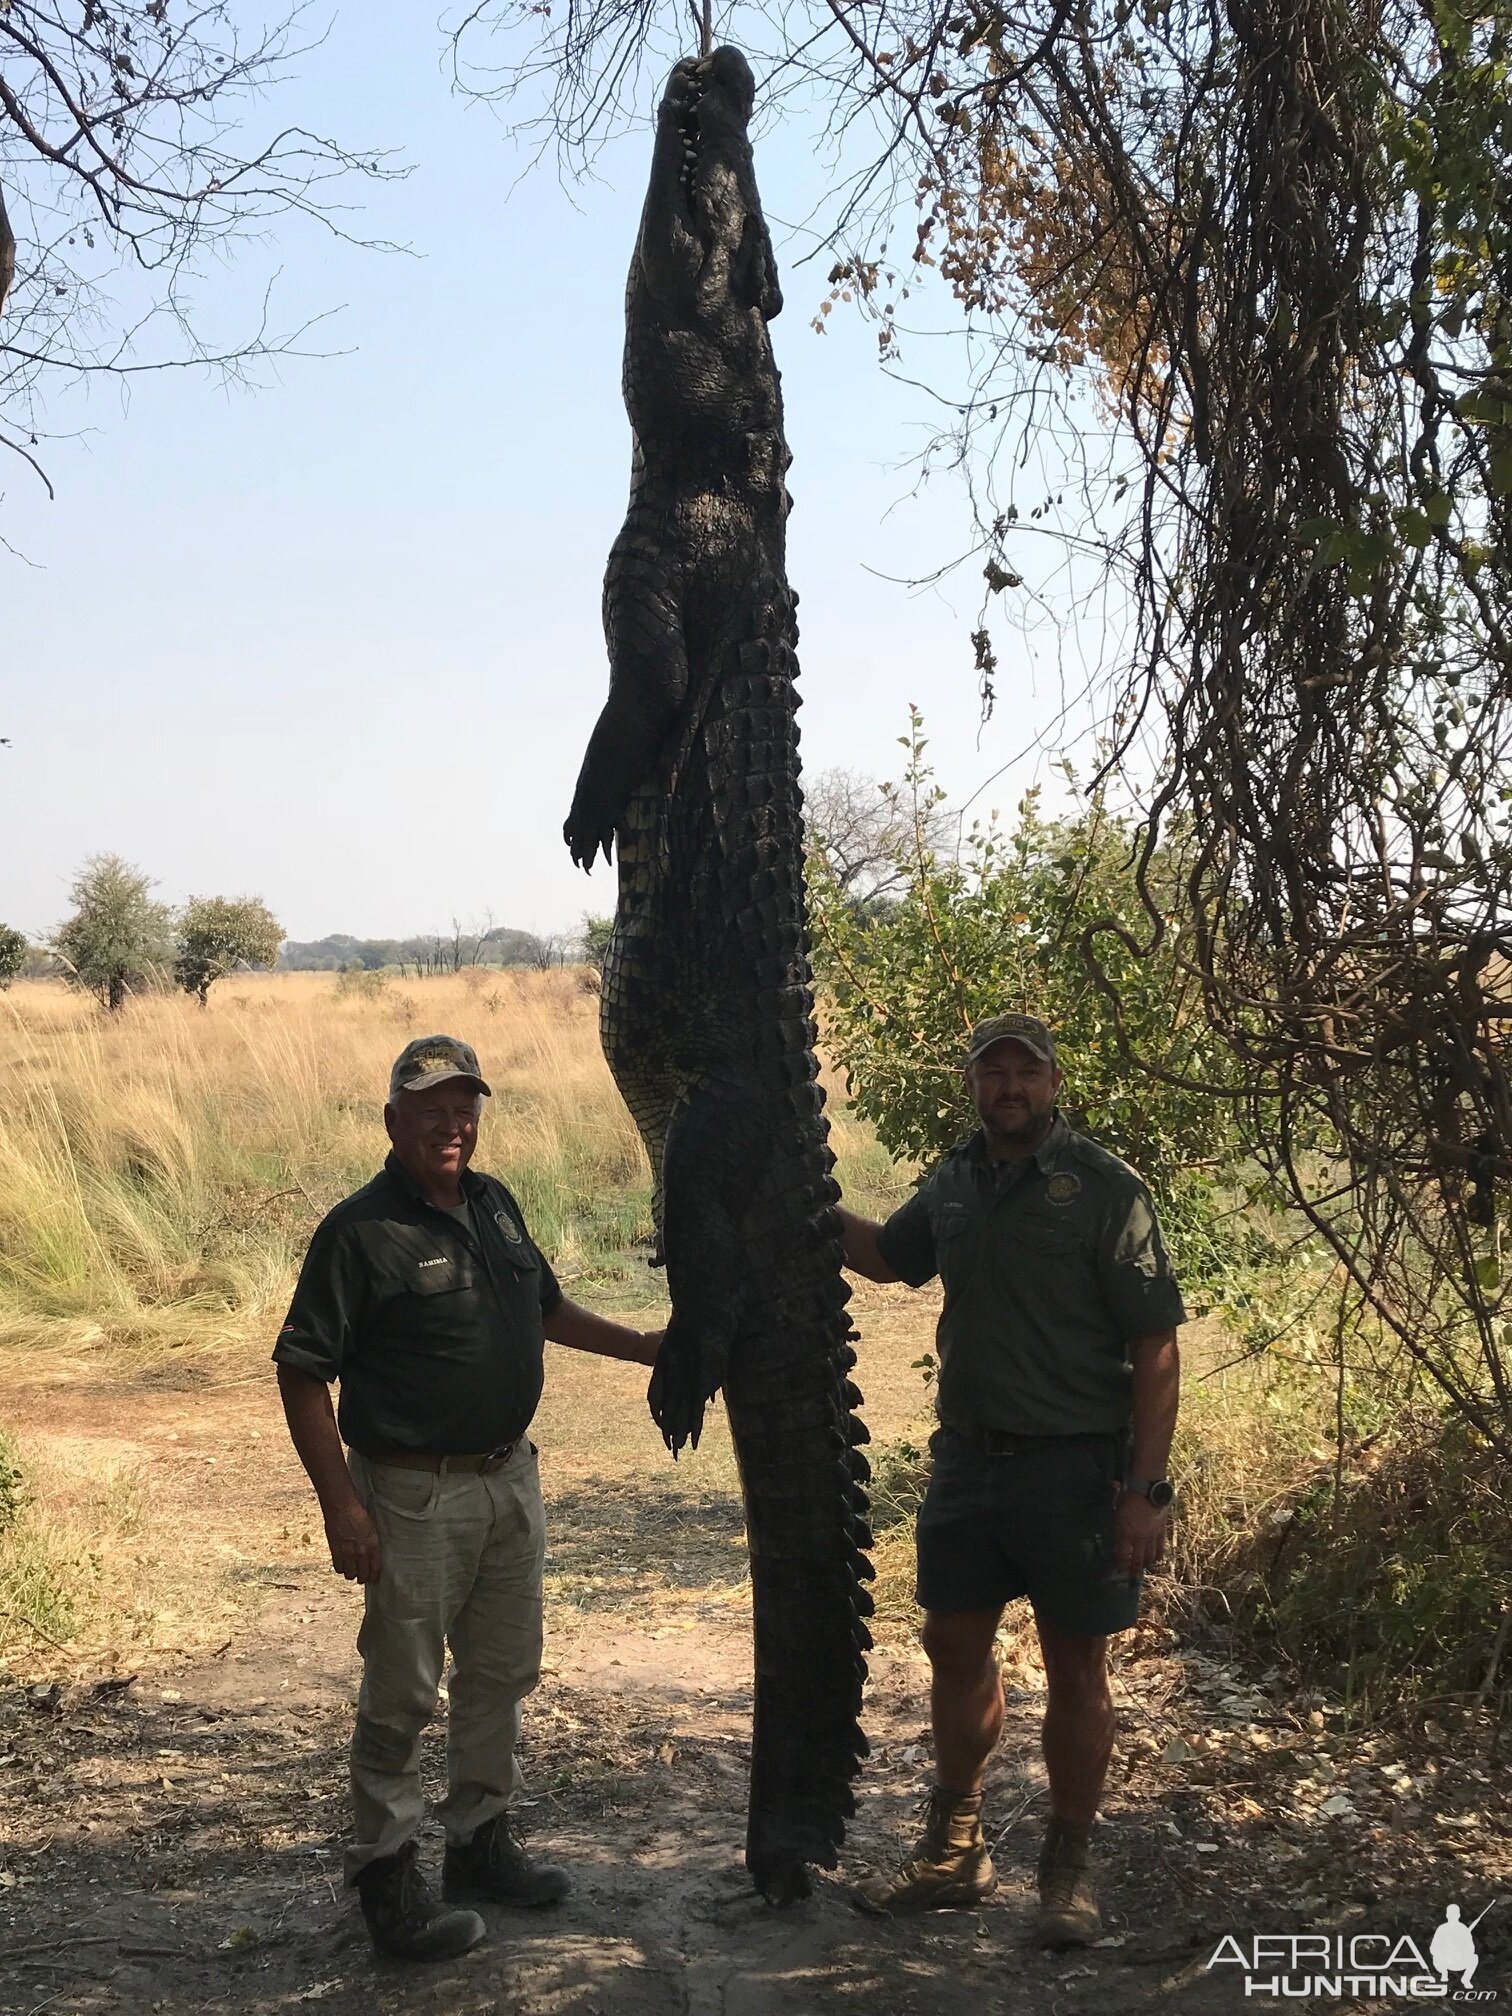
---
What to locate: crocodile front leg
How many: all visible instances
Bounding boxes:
[648,1068,771,1451]
[565,519,688,869]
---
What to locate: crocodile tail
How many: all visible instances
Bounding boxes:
[727,1186,873,1902]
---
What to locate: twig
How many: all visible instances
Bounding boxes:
[0,1937,120,1964]
[988,1784,1045,1850]
[0,1610,69,1651]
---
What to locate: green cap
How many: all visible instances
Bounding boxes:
[388,1034,492,1102]
[966,1012,1057,1068]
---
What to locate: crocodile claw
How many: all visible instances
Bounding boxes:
[647,1324,709,1455]
[562,813,614,873]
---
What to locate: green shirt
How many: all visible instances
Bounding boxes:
[876,1113,1185,1438]
[273,1153,563,1455]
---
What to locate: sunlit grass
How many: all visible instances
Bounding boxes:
[0,971,905,1361]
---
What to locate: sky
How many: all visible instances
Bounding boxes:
[2,6,1107,947]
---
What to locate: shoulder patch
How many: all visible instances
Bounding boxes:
[1046,1171,1082,1204]
[495,1206,525,1243]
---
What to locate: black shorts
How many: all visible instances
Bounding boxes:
[914,1426,1142,1638]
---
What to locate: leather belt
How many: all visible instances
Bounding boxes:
[954,1425,1108,1457]
[366,1443,517,1474]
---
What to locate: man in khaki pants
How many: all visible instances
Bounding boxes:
[275,1036,661,1962]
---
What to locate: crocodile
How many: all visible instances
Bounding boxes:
[563,44,873,1905]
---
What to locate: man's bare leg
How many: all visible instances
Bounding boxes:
[1033,1618,1112,1944]
[855,1606,1003,1913]
[924,1607,1006,1792]
[1036,1622,1113,1820]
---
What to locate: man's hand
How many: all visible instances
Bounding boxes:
[1113,1490,1169,1576]
[641,1327,666,1366]
[322,1493,383,1584]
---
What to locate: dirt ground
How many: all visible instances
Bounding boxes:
[2,1298,1508,2015]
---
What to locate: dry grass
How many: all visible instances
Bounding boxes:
[0,972,902,1365]
[0,971,930,1668]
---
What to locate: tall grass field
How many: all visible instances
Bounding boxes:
[0,970,897,1362]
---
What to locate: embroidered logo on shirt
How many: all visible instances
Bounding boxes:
[495,1208,524,1243]
[417,1256,449,1269]
[1046,1172,1082,1204]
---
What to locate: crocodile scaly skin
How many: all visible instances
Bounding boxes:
[563,46,873,1904]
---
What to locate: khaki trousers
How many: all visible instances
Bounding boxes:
[343,1441,545,1882]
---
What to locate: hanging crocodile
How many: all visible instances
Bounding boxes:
[563,45,873,1905]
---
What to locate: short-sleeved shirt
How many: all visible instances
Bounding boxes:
[272,1153,563,1456]
[876,1113,1185,1439]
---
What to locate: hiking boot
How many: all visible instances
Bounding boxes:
[443,1813,572,1908]
[354,1840,486,1961]
[854,1787,997,1914]
[1035,1816,1101,1947]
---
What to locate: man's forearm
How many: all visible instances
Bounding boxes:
[1127,1329,1180,1480]
[277,1363,362,1511]
[836,1206,901,1283]
[544,1298,660,1365]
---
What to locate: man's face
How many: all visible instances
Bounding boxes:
[384,1080,483,1192]
[966,1039,1063,1152]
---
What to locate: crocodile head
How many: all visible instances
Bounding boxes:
[657,45,782,321]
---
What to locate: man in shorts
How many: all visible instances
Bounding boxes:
[837,1013,1183,1945]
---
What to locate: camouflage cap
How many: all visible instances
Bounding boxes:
[965,1012,1057,1068]
[388,1034,492,1102]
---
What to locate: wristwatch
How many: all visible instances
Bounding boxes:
[1125,1477,1175,1510]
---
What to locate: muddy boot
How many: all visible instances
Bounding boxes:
[854,1787,996,1915]
[1035,1817,1101,1947]
[355,1840,486,1961]
[443,1813,571,1908]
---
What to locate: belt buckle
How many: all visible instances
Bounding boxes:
[480,1442,514,1474]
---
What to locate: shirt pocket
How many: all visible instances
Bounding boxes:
[932,1200,972,1246]
[390,1255,478,1302]
[1006,1212,1091,1260]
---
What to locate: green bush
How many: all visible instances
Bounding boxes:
[54,854,172,1012]
[0,925,25,991]
[174,895,283,1006]
[807,714,1270,1302]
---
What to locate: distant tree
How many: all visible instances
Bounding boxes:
[517,931,567,971]
[805,764,956,912]
[53,854,171,1012]
[0,924,25,989]
[580,913,614,971]
[174,895,283,1007]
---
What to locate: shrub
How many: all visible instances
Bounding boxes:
[174,895,283,1006]
[0,925,25,991]
[53,855,172,1013]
